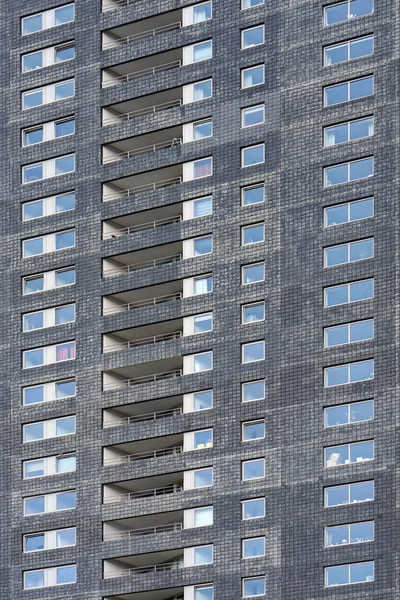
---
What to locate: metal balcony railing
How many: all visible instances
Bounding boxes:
[103,482,183,504]
[103,176,182,201]
[102,0,141,11]
[103,22,182,49]
[103,99,182,125]
[104,521,182,541]
[103,138,182,163]
[104,407,182,428]
[104,445,183,466]
[104,559,184,578]
[103,368,183,390]
[102,60,182,88]
[103,215,182,240]
[104,330,182,352]
[103,291,182,315]
[103,253,181,277]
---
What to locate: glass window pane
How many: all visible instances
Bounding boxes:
[243,577,265,597]
[349,441,374,463]
[23,90,43,109]
[23,14,43,34]
[193,468,213,487]
[193,314,213,333]
[350,76,374,99]
[194,507,213,526]
[325,204,349,225]
[55,80,75,100]
[194,545,213,564]
[55,305,75,325]
[23,238,43,257]
[242,26,264,48]
[193,352,213,372]
[243,185,264,205]
[243,341,264,362]
[242,380,265,402]
[242,145,264,166]
[195,586,213,600]
[243,303,265,323]
[243,458,265,480]
[325,123,348,146]
[325,485,349,507]
[243,224,264,244]
[56,491,77,510]
[349,117,373,140]
[350,36,373,59]
[243,263,265,284]
[243,537,265,557]
[56,565,76,584]
[24,423,44,442]
[351,0,374,17]
[25,570,44,589]
[56,416,76,436]
[243,421,265,440]
[325,2,348,25]
[193,120,212,139]
[242,105,265,127]
[55,119,75,137]
[24,127,43,146]
[56,44,75,62]
[325,284,349,306]
[325,365,348,387]
[193,236,212,255]
[324,244,348,266]
[193,158,212,178]
[350,481,374,503]
[55,5,75,24]
[194,276,212,294]
[23,312,44,331]
[25,534,45,552]
[325,324,349,347]
[24,496,45,515]
[56,193,76,212]
[24,349,44,368]
[23,51,43,71]
[193,41,212,62]
[325,405,349,427]
[24,459,44,478]
[325,163,348,186]
[56,455,76,473]
[325,444,349,466]
[193,80,212,101]
[242,498,265,519]
[350,521,374,543]
[350,399,374,422]
[55,231,75,249]
[326,524,350,546]
[56,528,76,547]
[24,275,44,294]
[193,196,212,217]
[242,65,264,88]
[24,385,44,405]
[56,380,76,398]
[55,155,75,175]
[349,157,373,180]
[56,268,76,287]
[193,390,213,410]
[23,164,43,183]
[193,2,212,22]
[55,342,76,361]
[350,561,374,583]
[325,42,348,65]
[350,359,374,382]
[350,198,374,221]
[326,565,349,586]
[349,239,373,261]
[23,200,44,220]
[193,429,213,448]
[325,82,348,106]
[349,319,374,342]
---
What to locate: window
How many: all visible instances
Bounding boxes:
[325,521,374,547]
[242,144,265,167]
[183,274,213,297]
[324,399,374,427]
[184,506,213,528]
[242,184,265,205]
[23,119,75,147]
[187,196,213,220]
[23,192,76,221]
[324,238,373,267]
[23,304,76,332]
[324,279,374,308]
[324,75,374,107]
[57,455,76,473]
[23,267,76,295]
[324,197,374,227]
[182,1,212,26]
[242,262,265,284]
[242,25,265,49]
[183,235,213,259]
[324,157,374,186]
[242,340,265,363]
[23,453,76,479]
[242,105,265,128]
[22,154,75,184]
[191,428,213,450]
[24,527,76,552]
[325,561,374,587]
[23,379,76,406]
[22,43,75,72]
[194,119,213,140]
[184,389,213,412]
[242,576,266,597]
[242,0,264,8]
[325,319,374,347]
[193,467,213,488]
[324,0,373,26]
[193,545,213,565]
[183,157,213,181]
[242,498,265,520]
[242,458,265,481]
[184,313,213,336]
[242,380,265,402]
[24,564,77,589]
[243,537,265,558]
[325,359,374,387]
[242,65,265,89]
[22,79,75,110]
[183,351,213,374]
[242,302,265,324]
[242,223,265,245]
[22,5,75,35]
[324,117,374,146]
[324,480,374,507]
[183,79,212,104]
[23,341,76,369]
[23,230,75,257]
[24,491,76,516]
[23,416,76,442]
[324,35,374,66]
[325,440,374,467]
[243,420,265,441]
[184,40,212,65]
[194,585,214,600]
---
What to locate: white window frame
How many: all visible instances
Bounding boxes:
[182,1,212,26]
[183,235,213,259]
[242,420,265,442]
[241,104,265,128]
[183,195,213,220]
[241,497,266,520]
[241,25,265,49]
[22,79,75,110]
[23,340,76,369]
[242,380,265,402]
[22,267,76,295]
[183,274,213,297]
[182,79,212,104]
[183,351,213,374]
[324,157,374,187]
[324,318,374,347]
[22,229,76,258]
[323,75,374,107]
[241,183,265,206]
[324,399,374,428]
[324,359,374,387]
[323,238,374,267]
[23,490,77,516]
[22,4,75,36]
[324,440,374,467]
[184,544,214,566]
[242,576,266,598]
[242,458,265,481]
[324,481,374,507]
[241,64,265,89]
[183,505,213,529]
[242,536,266,559]
[23,564,77,589]
[182,39,213,66]
[183,467,213,490]
[241,222,265,245]
[324,279,374,308]
[22,154,75,184]
[324,35,374,67]
[183,389,213,413]
[242,301,265,325]
[24,527,77,552]
[324,561,374,587]
[324,197,374,227]
[242,340,265,364]
[184,428,213,451]
[324,0,374,26]
[242,262,265,285]
[183,157,213,181]
[22,118,75,147]
[23,304,76,332]
[241,0,265,9]
[241,144,265,167]
[23,379,76,407]
[23,416,76,443]
[183,118,213,143]
[324,117,374,147]
[22,42,75,73]
[23,453,76,479]
[324,520,374,548]
[22,192,76,221]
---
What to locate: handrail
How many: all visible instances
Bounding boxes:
[103,368,183,390]
[103,99,182,125]
[102,60,182,88]
[103,215,182,239]
[104,445,182,465]
[103,407,182,428]
[103,138,182,163]
[103,253,181,277]
[103,176,182,201]
[104,521,182,540]
[103,291,182,315]
[103,482,183,503]
[103,330,182,352]
[104,559,184,578]
[103,22,182,49]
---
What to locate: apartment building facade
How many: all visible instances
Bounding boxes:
[0,0,398,598]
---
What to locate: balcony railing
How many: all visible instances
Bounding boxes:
[103,177,182,201]
[103,99,182,125]
[104,445,183,466]
[104,215,182,240]
[103,368,183,390]
[104,291,182,315]
[104,330,182,353]
[103,22,182,49]
[104,559,183,578]
[103,60,182,88]
[103,482,183,504]
[103,253,181,277]
[104,407,182,428]
[104,521,182,541]
[103,0,147,11]
[103,138,182,164]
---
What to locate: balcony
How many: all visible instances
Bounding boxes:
[103,165,183,202]
[103,510,184,541]
[102,88,183,126]
[102,242,182,278]
[102,11,183,49]
[102,49,183,88]
[104,549,184,579]
[104,589,184,600]
[103,281,183,316]
[103,357,183,391]
[103,395,183,429]
[103,471,183,504]
[103,318,183,353]
[103,126,184,164]
[103,433,184,466]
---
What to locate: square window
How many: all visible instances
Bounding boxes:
[56,380,76,398]
[242,263,265,285]
[193,80,212,101]
[55,119,75,138]
[193,429,213,449]
[193,507,213,527]
[242,144,265,167]
[243,420,265,441]
[23,163,43,184]
[242,25,265,49]
[242,65,265,88]
[193,196,212,217]
[24,127,43,146]
[23,385,44,405]
[56,565,76,585]
[242,105,265,128]
[56,44,75,62]
[193,40,212,62]
[243,537,265,558]
[193,467,213,488]
[194,313,213,333]
[56,455,76,473]
[23,51,43,72]
[55,5,75,25]
[242,380,265,402]
[194,275,213,295]
[243,576,266,597]
[55,341,76,361]
[242,458,265,480]
[22,14,43,35]
[23,422,44,442]
[24,570,45,589]
[55,305,75,325]
[25,533,45,552]
[23,274,44,294]
[56,416,76,436]
[193,351,213,372]
[242,223,265,245]
[193,390,213,410]
[24,459,45,479]
[243,302,265,324]
[242,498,265,520]
[193,2,212,22]
[242,184,265,206]
[194,545,213,565]
[56,268,76,287]
[23,200,44,221]
[242,340,265,363]
[55,230,75,250]
[23,311,44,331]
[193,120,213,139]
[23,89,43,109]
[56,193,76,213]
[193,157,213,178]
[55,154,75,175]
[195,585,213,600]
[56,491,76,510]
[23,348,44,369]
[193,235,213,255]
[24,496,45,515]
[55,80,75,100]
[56,528,76,547]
